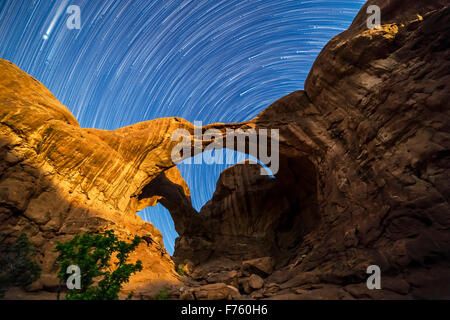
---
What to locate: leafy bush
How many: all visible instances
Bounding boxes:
[0,233,41,298]
[176,264,187,276]
[155,287,169,300]
[54,230,143,300]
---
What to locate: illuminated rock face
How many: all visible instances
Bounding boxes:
[1,0,449,299]
[0,59,189,296]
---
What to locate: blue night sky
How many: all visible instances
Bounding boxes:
[0,0,365,254]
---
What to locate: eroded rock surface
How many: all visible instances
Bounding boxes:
[172,0,450,299]
[0,59,187,297]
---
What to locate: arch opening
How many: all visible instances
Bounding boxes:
[136,149,274,254]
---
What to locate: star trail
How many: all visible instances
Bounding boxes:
[0,0,365,254]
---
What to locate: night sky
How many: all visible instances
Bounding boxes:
[0,0,365,254]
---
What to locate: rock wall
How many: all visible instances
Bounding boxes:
[0,59,187,297]
[171,0,450,299]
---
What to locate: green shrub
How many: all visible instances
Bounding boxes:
[54,229,143,300]
[176,264,187,276]
[0,233,41,298]
[155,287,169,300]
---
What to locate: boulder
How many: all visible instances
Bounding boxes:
[242,257,274,278]
[180,283,241,300]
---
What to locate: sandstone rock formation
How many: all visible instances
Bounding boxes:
[0,58,187,297]
[1,0,449,300]
[173,0,450,299]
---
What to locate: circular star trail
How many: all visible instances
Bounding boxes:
[0,0,365,254]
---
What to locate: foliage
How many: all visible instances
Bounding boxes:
[155,287,169,300]
[54,230,143,300]
[176,264,187,276]
[0,233,41,298]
